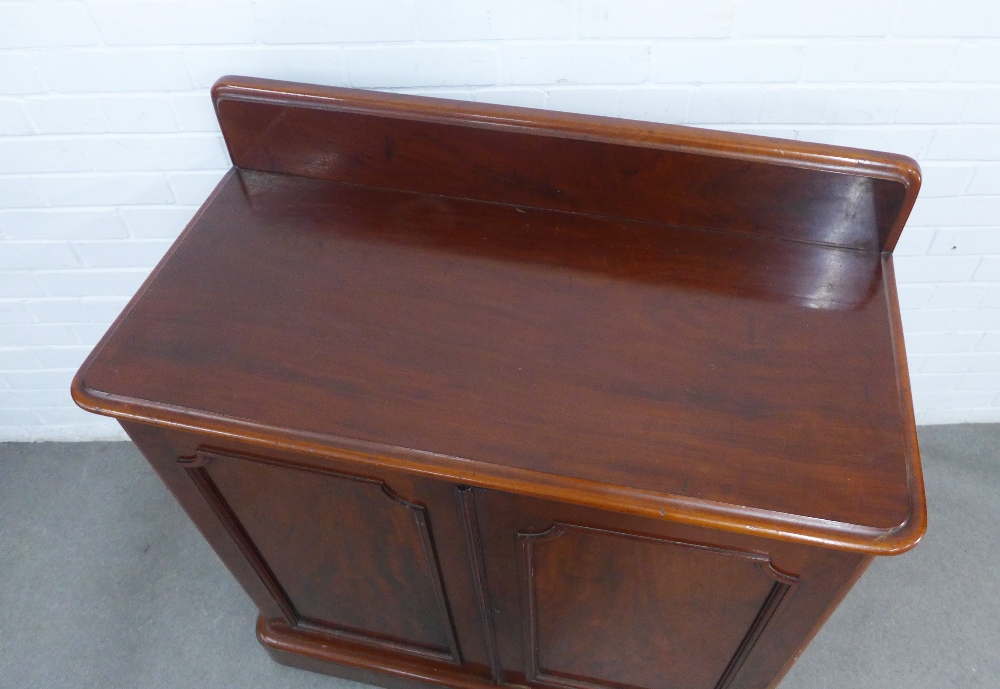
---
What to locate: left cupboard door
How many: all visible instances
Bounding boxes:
[124,423,493,681]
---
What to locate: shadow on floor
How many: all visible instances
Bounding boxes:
[1,424,998,689]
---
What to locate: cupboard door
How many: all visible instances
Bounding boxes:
[473,490,797,689]
[181,449,461,665]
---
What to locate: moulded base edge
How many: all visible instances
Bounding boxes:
[256,617,509,689]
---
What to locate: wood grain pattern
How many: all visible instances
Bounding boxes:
[187,449,461,664]
[212,76,919,253]
[471,487,870,689]
[74,165,922,552]
[518,524,795,689]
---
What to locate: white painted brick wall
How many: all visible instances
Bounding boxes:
[2,0,1000,439]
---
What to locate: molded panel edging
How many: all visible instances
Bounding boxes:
[179,449,463,665]
[518,524,798,689]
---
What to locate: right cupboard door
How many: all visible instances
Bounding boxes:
[471,489,800,689]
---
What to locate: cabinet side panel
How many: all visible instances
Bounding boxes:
[120,421,287,620]
[732,551,871,689]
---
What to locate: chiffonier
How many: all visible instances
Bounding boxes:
[73,76,926,689]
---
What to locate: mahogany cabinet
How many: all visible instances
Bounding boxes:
[73,76,926,689]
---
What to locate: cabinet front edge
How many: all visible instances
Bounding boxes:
[71,383,926,556]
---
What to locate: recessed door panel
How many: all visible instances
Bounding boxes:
[184,449,460,664]
[522,525,791,689]
[473,490,797,689]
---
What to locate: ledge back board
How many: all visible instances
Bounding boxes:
[212,76,920,254]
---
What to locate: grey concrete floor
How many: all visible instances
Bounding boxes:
[1,424,998,689]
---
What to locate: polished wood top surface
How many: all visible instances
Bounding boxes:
[73,77,924,554]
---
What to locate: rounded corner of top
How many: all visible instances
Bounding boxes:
[69,369,100,413]
[876,500,929,556]
[889,154,922,194]
[211,75,251,105]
